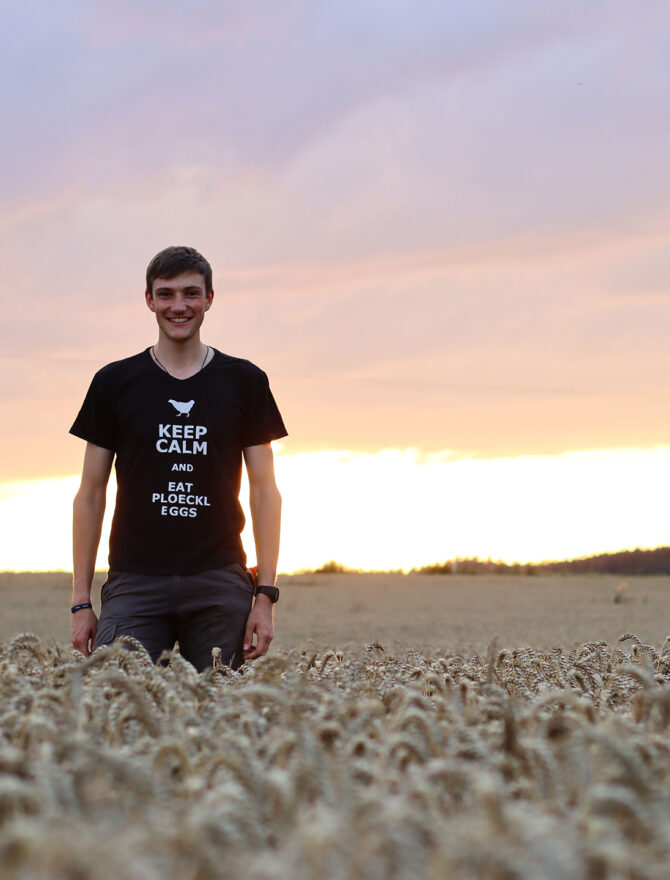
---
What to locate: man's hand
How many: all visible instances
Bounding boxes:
[71,608,98,657]
[243,595,274,660]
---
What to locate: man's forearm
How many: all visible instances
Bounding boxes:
[72,489,106,602]
[249,484,282,585]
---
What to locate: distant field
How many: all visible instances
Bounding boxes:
[1,570,668,654]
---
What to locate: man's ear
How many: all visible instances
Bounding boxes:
[205,289,214,310]
[145,289,156,312]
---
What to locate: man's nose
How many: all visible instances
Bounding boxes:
[171,293,187,311]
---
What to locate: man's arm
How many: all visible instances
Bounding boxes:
[241,442,282,660]
[71,442,114,656]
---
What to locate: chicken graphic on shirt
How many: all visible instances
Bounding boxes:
[169,399,195,417]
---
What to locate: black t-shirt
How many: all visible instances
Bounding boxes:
[70,348,288,574]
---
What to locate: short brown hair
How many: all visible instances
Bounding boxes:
[146,246,213,296]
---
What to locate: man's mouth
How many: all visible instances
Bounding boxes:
[168,317,191,323]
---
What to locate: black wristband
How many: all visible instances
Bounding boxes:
[71,602,93,614]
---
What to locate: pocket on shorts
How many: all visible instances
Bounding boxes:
[100,569,128,603]
[229,562,256,596]
[100,576,114,603]
[93,618,119,651]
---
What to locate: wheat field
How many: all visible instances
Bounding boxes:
[2,573,670,878]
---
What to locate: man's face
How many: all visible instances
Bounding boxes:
[145,272,214,342]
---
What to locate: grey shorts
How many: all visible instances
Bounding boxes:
[93,562,255,672]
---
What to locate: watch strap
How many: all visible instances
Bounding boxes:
[255,585,279,603]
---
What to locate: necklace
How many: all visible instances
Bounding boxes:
[151,346,210,377]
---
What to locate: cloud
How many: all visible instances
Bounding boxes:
[3,225,669,482]
[4,0,667,205]
[2,1,670,478]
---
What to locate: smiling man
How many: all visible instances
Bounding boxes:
[69,245,287,671]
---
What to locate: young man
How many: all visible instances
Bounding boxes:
[70,246,287,671]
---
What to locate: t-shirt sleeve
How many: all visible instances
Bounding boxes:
[239,368,288,448]
[69,369,117,452]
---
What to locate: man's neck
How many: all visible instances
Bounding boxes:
[152,337,210,379]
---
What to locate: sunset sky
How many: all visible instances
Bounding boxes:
[1,1,669,570]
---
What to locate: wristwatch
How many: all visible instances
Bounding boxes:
[255,585,279,603]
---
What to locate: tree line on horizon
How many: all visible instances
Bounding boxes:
[311,547,670,576]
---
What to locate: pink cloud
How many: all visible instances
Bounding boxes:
[2,1,670,478]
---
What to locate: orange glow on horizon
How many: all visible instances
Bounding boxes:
[0,445,668,573]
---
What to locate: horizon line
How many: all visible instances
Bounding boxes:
[2,544,668,577]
